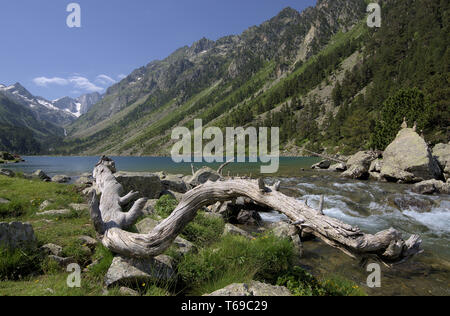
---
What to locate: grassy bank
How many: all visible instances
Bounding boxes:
[0,175,365,296]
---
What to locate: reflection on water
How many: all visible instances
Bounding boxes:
[3,156,450,295]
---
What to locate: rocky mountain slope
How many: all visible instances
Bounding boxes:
[62,0,367,155]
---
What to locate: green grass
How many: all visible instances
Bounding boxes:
[177,234,295,296]
[276,266,366,296]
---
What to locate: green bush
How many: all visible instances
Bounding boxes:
[181,212,225,247]
[154,195,179,219]
[0,200,30,218]
[177,234,294,295]
[87,244,114,279]
[0,247,42,280]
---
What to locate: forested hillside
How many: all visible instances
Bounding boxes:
[55,0,448,156]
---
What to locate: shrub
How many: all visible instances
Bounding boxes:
[0,247,42,280]
[277,266,366,296]
[177,233,294,295]
[154,195,178,219]
[181,212,225,247]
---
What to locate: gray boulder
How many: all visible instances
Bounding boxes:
[40,243,63,256]
[115,172,162,199]
[223,223,253,239]
[161,175,188,193]
[341,151,378,180]
[271,222,303,257]
[205,281,291,296]
[105,255,176,287]
[75,176,93,187]
[0,169,15,177]
[236,210,262,226]
[51,175,71,183]
[329,163,347,172]
[412,179,450,195]
[33,170,51,181]
[381,129,442,183]
[0,198,10,204]
[433,143,450,181]
[311,160,331,170]
[0,222,37,249]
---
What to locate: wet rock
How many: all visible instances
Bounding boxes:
[381,128,442,183]
[205,281,291,296]
[236,210,262,226]
[41,243,63,256]
[0,222,37,249]
[51,175,71,183]
[341,151,378,180]
[329,163,347,172]
[223,223,253,239]
[342,165,369,180]
[33,170,51,181]
[104,255,176,288]
[311,160,331,170]
[0,169,15,177]
[433,143,450,181]
[115,172,162,199]
[412,180,450,195]
[392,195,434,211]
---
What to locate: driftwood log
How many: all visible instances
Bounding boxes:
[89,157,422,265]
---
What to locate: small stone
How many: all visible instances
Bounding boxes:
[41,243,63,256]
[119,287,140,296]
[70,203,89,211]
[36,209,72,216]
[48,255,76,267]
[78,235,98,248]
[0,198,10,204]
[223,224,253,239]
[0,169,15,177]
[39,200,53,210]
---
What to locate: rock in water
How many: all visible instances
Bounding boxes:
[104,255,176,287]
[205,281,291,296]
[311,160,331,170]
[433,143,450,181]
[412,179,450,195]
[381,128,442,183]
[341,151,377,180]
[0,222,37,249]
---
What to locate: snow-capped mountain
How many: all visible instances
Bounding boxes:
[0,83,101,126]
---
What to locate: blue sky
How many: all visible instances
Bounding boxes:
[0,0,315,100]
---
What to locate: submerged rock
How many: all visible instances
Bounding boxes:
[381,128,442,183]
[311,160,331,170]
[412,179,450,195]
[205,281,291,296]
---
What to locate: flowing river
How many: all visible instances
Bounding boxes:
[4,156,450,296]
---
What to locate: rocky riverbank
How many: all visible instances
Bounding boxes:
[311,127,450,195]
[0,151,23,164]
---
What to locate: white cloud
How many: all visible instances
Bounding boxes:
[32,75,110,93]
[33,77,69,86]
[117,74,127,80]
[96,74,116,86]
[69,76,104,93]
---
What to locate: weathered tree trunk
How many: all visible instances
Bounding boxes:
[90,157,422,265]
